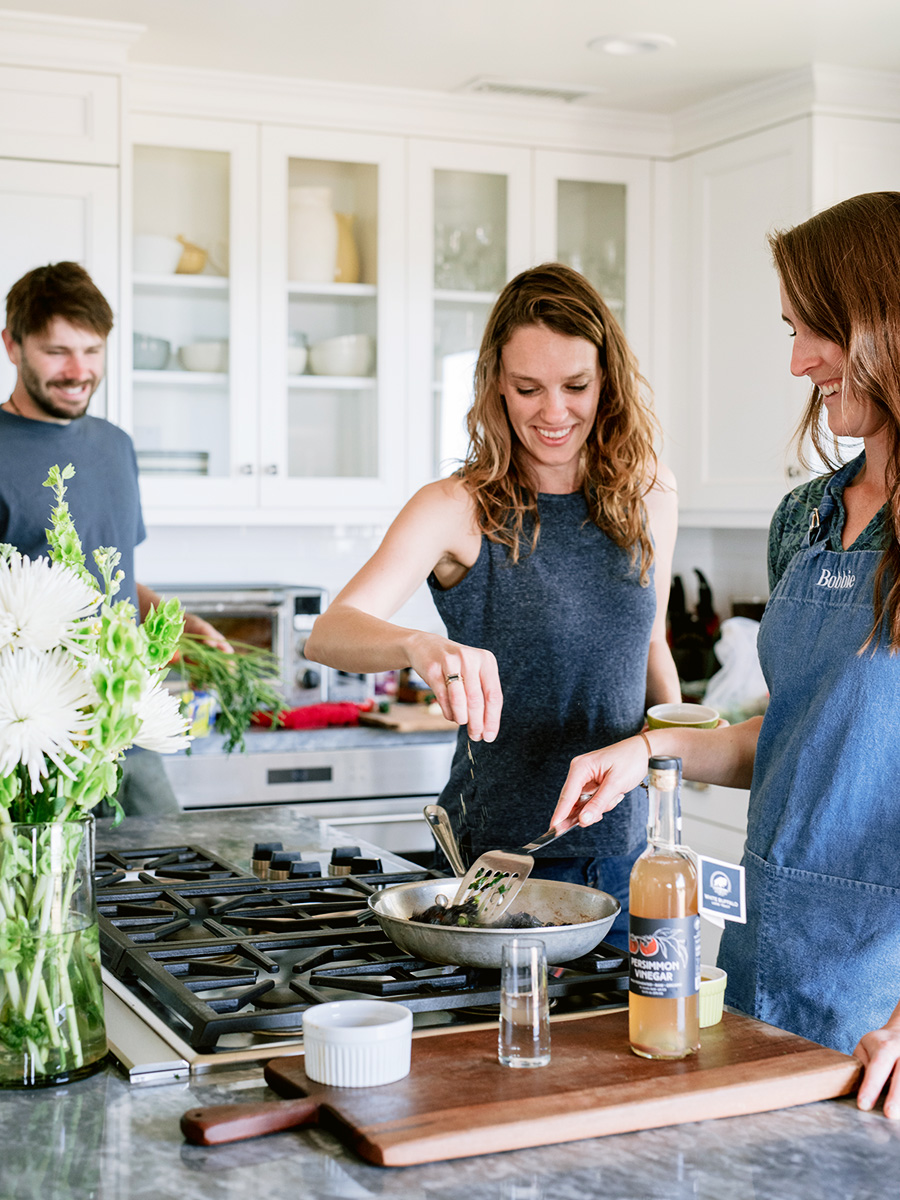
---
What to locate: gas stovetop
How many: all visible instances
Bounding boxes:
[96,843,628,1082]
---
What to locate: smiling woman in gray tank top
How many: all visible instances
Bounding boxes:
[305,262,680,947]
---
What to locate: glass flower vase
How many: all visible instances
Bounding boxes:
[0,816,107,1088]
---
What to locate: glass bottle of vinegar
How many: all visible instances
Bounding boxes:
[628,754,700,1059]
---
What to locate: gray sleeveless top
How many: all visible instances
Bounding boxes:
[429,491,654,860]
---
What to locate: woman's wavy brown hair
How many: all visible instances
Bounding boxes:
[459,262,660,585]
[771,192,900,653]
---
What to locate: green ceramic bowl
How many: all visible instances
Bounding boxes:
[646,703,719,730]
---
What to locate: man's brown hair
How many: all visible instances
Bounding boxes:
[5,261,114,343]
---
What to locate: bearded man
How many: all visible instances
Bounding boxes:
[1,261,226,813]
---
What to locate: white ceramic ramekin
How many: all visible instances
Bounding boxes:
[302,1000,413,1088]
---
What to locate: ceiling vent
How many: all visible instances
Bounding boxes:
[457,76,605,103]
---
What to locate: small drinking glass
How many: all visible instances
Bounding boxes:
[498,937,551,1068]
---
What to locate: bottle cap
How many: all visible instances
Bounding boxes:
[649,755,682,771]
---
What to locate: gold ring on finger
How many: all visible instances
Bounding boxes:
[445,673,463,685]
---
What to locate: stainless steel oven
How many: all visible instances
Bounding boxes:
[152,582,371,706]
[161,737,457,860]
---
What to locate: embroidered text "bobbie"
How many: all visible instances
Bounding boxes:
[816,567,856,590]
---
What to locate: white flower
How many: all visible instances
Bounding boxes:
[0,553,100,653]
[0,647,92,792]
[133,678,190,753]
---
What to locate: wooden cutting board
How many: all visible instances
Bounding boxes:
[184,1009,861,1166]
[359,704,458,733]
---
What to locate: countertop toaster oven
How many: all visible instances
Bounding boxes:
[151,582,370,705]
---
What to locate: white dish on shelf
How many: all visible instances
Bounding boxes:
[133,333,171,370]
[178,340,229,372]
[133,234,182,275]
[287,344,308,375]
[136,449,209,476]
[308,333,375,377]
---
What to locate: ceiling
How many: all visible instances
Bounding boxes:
[11,0,900,112]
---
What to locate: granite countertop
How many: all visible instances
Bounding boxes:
[2,807,898,1200]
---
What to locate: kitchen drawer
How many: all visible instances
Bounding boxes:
[682,814,746,870]
[0,65,119,164]
[681,782,750,833]
[683,789,749,966]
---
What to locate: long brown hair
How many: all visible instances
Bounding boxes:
[770,192,900,653]
[460,262,660,584]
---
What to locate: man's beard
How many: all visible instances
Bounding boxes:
[20,355,100,420]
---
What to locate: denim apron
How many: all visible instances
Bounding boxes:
[718,459,900,1054]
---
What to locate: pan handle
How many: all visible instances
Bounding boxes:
[423,804,467,876]
[180,1096,321,1145]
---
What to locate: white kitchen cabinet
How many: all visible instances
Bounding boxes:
[127,118,408,523]
[812,114,900,209]
[0,64,119,165]
[670,121,813,526]
[123,113,259,516]
[257,125,408,517]
[407,140,654,486]
[406,137,532,485]
[0,157,118,411]
[533,149,653,374]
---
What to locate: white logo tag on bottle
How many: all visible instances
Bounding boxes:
[696,854,746,925]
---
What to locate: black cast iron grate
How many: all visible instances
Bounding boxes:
[96,844,628,1053]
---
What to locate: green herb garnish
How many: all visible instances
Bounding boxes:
[174,635,287,754]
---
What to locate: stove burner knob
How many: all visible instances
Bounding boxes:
[350,857,382,875]
[299,668,320,689]
[269,851,304,881]
[329,845,362,877]
[251,841,284,880]
[288,859,322,879]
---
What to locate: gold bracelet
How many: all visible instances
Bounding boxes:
[639,730,654,760]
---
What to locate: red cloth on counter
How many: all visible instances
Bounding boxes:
[252,702,362,730]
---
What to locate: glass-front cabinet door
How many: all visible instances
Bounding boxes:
[258,126,406,518]
[407,139,532,488]
[124,114,259,516]
[533,150,653,382]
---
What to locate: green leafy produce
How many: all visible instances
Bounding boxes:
[175,635,287,753]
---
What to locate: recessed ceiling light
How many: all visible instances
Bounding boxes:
[588,33,676,56]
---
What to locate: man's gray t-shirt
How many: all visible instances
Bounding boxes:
[0,409,146,609]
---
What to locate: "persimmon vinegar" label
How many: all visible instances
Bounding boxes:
[628,914,701,999]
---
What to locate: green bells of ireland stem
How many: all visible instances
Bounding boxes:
[0,819,106,1086]
[0,465,191,1087]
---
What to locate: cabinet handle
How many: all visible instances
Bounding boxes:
[786,464,803,480]
[265,464,278,475]
[239,463,254,475]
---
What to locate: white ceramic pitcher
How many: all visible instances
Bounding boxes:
[288,186,338,283]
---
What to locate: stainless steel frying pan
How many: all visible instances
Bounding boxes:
[367,877,619,969]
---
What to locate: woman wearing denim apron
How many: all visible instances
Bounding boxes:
[553,192,900,1120]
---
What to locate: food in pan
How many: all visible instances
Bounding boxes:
[411,899,557,929]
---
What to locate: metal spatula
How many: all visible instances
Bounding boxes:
[450,849,534,923]
[450,792,595,924]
